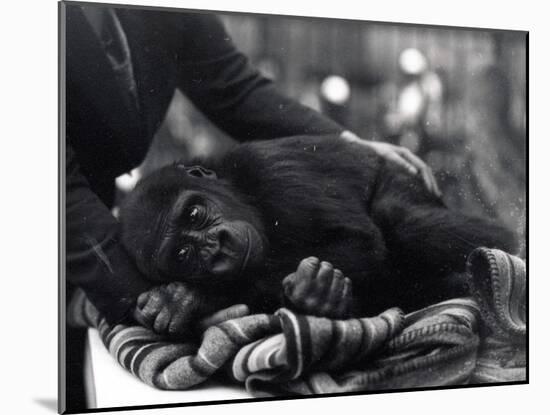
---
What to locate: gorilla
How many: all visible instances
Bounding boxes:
[119,134,516,335]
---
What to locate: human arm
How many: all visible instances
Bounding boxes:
[170,13,438,194]
[171,14,344,141]
[66,144,153,324]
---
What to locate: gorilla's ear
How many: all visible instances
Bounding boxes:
[185,165,218,180]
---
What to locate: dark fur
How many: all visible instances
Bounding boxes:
[122,134,517,315]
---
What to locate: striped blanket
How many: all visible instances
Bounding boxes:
[68,248,526,395]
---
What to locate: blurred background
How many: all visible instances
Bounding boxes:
[117,13,526,254]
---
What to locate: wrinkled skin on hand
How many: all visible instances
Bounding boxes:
[134,282,250,337]
[283,257,353,319]
[134,282,202,336]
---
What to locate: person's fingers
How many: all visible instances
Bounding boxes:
[428,169,442,197]
[386,152,418,175]
[153,307,171,333]
[426,167,441,197]
[398,149,431,191]
[421,167,435,194]
[428,169,443,197]
[397,148,441,196]
[197,305,250,332]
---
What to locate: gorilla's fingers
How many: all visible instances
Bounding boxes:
[137,291,150,309]
[316,261,334,296]
[296,257,320,281]
[139,290,165,318]
[167,282,191,302]
[167,311,191,336]
[292,257,320,299]
[332,268,344,282]
[198,304,250,332]
[133,307,154,329]
[335,277,352,318]
[282,273,297,295]
[153,307,171,333]
[326,270,345,310]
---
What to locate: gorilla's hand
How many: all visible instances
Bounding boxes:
[134,282,204,337]
[282,257,352,319]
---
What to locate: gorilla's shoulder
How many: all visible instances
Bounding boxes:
[240,134,346,153]
[232,134,380,171]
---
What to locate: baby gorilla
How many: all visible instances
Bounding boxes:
[120,135,516,336]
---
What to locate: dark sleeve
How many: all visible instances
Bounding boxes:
[171,13,345,141]
[66,144,153,324]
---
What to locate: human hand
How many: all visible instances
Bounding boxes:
[282,257,352,319]
[341,131,441,197]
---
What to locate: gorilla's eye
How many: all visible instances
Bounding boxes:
[185,205,205,225]
[176,245,192,262]
[189,206,199,222]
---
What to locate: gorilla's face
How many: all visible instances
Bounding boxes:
[156,189,266,283]
[120,164,267,284]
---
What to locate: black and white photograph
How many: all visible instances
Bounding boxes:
[59,0,527,412]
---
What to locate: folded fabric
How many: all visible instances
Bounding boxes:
[236,299,480,396]
[67,247,527,395]
[466,247,526,383]
[67,295,483,393]
[466,247,526,340]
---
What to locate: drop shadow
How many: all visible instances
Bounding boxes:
[34,398,57,413]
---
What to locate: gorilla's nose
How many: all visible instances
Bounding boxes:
[199,239,220,264]
[201,226,239,276]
